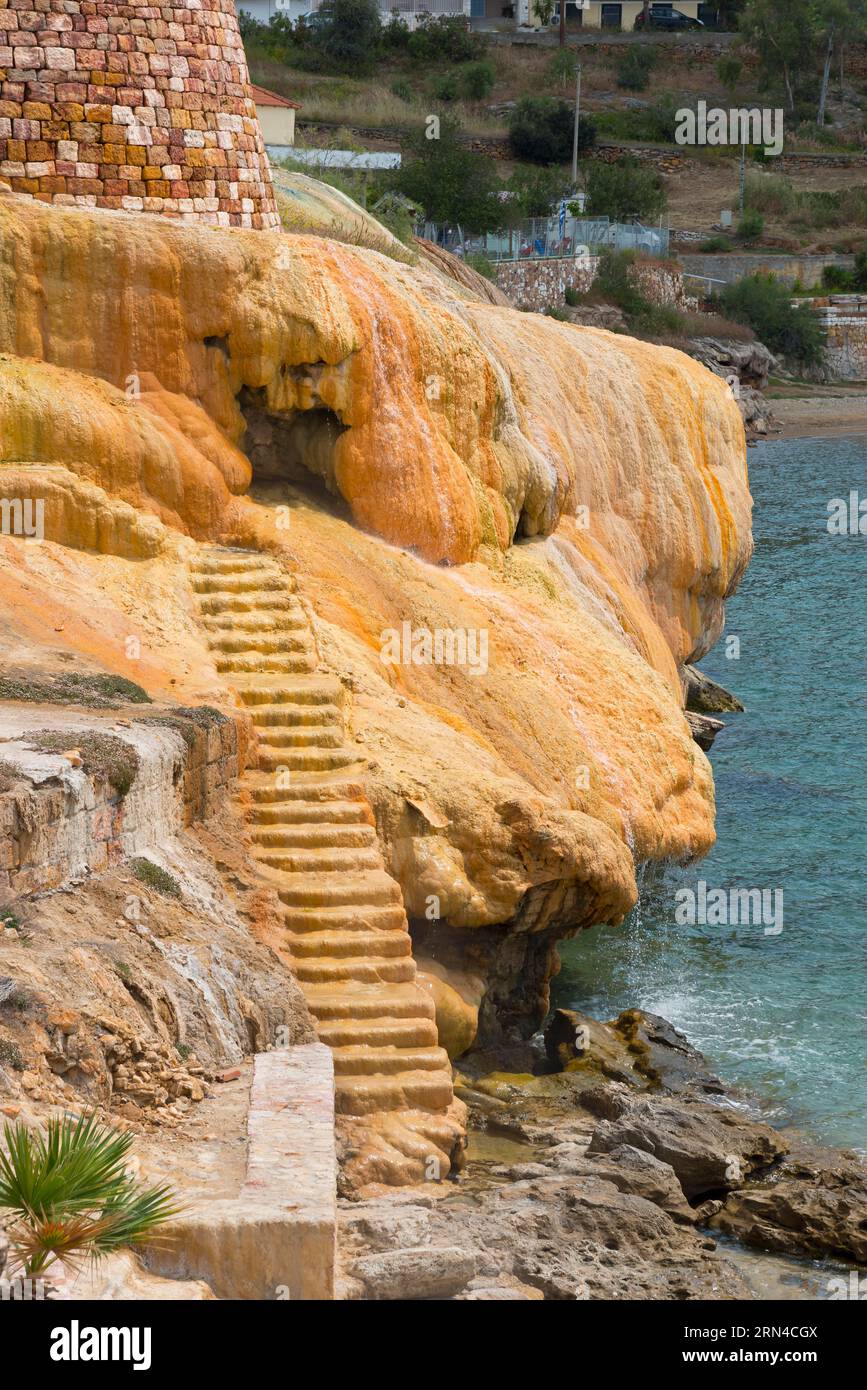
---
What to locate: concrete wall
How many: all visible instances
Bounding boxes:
[679,252,855,291]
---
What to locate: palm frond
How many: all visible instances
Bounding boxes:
[0,1113,180,1276]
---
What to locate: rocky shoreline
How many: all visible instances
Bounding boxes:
[338,1010,867,1301]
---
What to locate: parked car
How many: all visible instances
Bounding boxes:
[635,8,705,28]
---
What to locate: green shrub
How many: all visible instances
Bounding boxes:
[820,247,867,293]
[508,96,595,165]
[507,164,567,219]
[744,175,867,231]
[699,235,732,252]
[549,47,577,88]
[716,55,743,91]
[588,250,686,340]
[821,263,852,291]
[564,286,581,306]
[390,78,414,103]
[466,252,496,281]
[381,14,411,50]
[0,672,151,708]
[131,858,182,898]
[394,115,502,231]
[432,71,460,102]
[407,15,477,64]
[312,0,382,75]
[581,157,665,221]
[544,306,571,321]
[737,209,764,242]
[617,46,657,92]
[719,274,826,367]
[461,60,495,101]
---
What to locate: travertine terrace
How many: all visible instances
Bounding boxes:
[0,149,751,1194]
[0,0,278,227]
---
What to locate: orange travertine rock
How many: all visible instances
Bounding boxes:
[0,191,752,1062]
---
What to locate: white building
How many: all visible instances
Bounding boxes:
[239,1,312,23]
[239,0,471,27]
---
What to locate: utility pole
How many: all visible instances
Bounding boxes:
[571,61,582,188]
[738,136,746,218]
[559,0,566,47]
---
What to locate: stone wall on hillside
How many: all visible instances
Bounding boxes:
[0,0,278,227]
[804,294,867,380]
[496,254,697,314]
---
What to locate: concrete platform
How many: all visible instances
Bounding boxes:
[143,1044,337,1300]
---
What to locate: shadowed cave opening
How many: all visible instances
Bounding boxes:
[239,386,350,514]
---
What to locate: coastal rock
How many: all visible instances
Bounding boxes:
[686,710,726,750]
[345,1246,478,1301]
[689,338,777,391]
[543,1008,724,1097]
[711,1137,867,1263]
[685,665,745,714]
[586,1096,787,1199]
[712,1180,867,1263]
[545,1141,697,1224]
[0,187,753,1049]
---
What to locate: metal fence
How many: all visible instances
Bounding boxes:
[418,215,670,263]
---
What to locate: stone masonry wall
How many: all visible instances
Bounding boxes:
[0,0,279,228]
[496,255,697,315]
[804,294,867,381]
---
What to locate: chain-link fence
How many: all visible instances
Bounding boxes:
[418,215,670,262]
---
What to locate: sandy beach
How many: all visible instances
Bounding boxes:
[767,393,867,440]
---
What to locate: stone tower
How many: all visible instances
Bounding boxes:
[0,1,280,229]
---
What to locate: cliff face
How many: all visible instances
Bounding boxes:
[0,190,752,1053]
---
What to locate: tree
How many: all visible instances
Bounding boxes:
[812,1,867,127]
[509,96,596,165]
[720,273,826,366]
[739,0,813,111]
[395,117,503,231]
[581,158,666,220]
[314,0,381,75]
[508,165,570,218]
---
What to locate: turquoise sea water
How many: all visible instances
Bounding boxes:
[554,434,867,1149]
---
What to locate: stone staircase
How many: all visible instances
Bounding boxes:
[188,545,464,1189]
